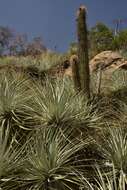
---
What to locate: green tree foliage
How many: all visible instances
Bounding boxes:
[89,22,114,57]
[114,30,127,51]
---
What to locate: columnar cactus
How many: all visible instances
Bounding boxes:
[76,5,90,98]
[70,54,81,91]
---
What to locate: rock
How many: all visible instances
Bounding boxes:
[114,61,127,70]
[90,51,124,72]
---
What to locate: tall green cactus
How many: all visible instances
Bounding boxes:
[70,55,81,91]
[76,5,90,99]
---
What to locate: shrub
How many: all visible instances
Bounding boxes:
[0,72,35,144]
[17,126,91,190]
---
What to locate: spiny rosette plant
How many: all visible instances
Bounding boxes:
[18,126,92,190]
[97,126,127,186]
[0,127,24,190]
[0,71,36,144]
[29,78,102,135]
[82,165,127,190]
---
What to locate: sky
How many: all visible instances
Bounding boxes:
[0,0,127,52]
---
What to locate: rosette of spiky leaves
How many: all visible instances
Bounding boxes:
[0,72,34,144]
[0,127,24,190]
[29,78,102,135]
[19,126,92,190]
[99,127,127,181]
[81,165,127,190]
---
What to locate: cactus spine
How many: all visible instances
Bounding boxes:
[76,5,90,98]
